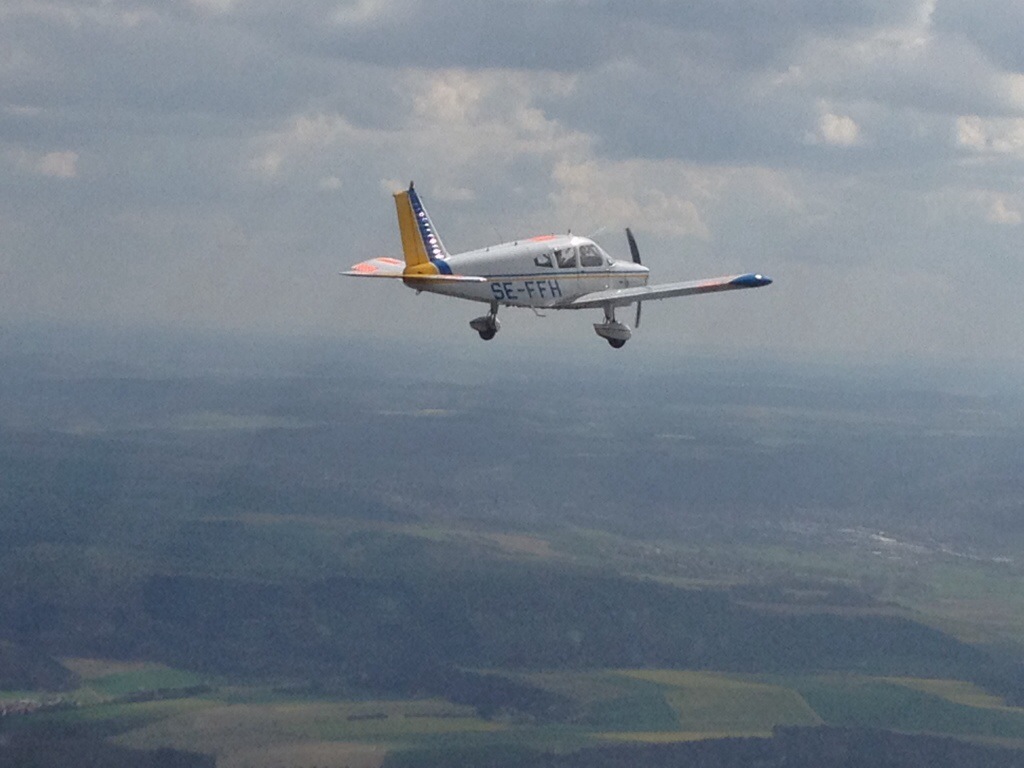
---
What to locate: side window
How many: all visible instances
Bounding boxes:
[534,252,553,268]
[555,247,577,268]
[579,244,604,267]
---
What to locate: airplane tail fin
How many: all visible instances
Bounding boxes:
[394,182,452,276]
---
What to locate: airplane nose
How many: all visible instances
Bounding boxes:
[755,274,773,286]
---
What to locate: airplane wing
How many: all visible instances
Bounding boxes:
[569,273,772,309]
[343,257,486,282]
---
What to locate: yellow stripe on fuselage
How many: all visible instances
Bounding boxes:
[480,272,647,283]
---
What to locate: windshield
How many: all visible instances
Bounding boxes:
[579,244,606,267]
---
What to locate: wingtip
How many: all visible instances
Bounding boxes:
[730,273,773,288]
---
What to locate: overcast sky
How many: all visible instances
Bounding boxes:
[2,0,1024,367]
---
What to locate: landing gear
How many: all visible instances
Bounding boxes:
[469,301,501,341]
[593,304,632,349]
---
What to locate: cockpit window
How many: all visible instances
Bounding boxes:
[579,244,605,267]
[534,253,553,268]
[554,247,577,268]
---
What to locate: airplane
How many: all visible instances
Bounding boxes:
[345,182,772,348]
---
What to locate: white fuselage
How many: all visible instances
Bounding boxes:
[346,183,772,348]
[412,234,650,308]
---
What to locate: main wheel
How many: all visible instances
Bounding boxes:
[478,329,496,341]
[607,338,626,349]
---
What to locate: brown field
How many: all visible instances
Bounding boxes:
[61,658,160,680]
[476,532,556,558]
[598,730,760,743]
[219,741,386,768]
[114,698,502,762]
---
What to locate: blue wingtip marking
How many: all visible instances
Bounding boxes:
[731,273,773,288]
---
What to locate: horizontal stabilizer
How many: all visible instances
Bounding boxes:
[343,257,485,282]
[343,256,405,277]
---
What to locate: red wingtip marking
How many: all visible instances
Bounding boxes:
[352,263,378,274]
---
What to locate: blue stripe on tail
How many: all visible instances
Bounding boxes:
[407,185,452,275]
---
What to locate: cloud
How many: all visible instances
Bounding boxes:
[956,115,989,151]
[956,115,1024,155]
[35,149,77,177]
[812,111,862,147]
[318,175,342,192]
[245,67,590,216]
[551,160,711,240]
[986,196,1022,225]
[933,0,1024,72]
[249,113,357,181]
[2,0,1024,363]
[330,0,405,26]
[539,0,1018,171]
[5,147,78,178]
[187,0,237,16]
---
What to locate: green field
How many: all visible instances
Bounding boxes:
[14,657,1024,766]
[9,516,1024,767]
[884,677,1011,709]
[790,676,1024,741]
[624,670,821,735]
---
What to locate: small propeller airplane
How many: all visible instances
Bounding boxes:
[345,183,772,348]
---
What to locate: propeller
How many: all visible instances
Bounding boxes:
[626,228,642,328]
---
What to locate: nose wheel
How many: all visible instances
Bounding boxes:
[469,302,500,341]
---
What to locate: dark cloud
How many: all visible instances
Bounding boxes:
[587,0,923,68]
[0,14,326,121]
[196,0,924,72]
[933,0,1024,72]
[538,56,809,164]
[0,3,402,139]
